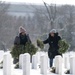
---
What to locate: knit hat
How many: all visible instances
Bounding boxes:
[50,29,56,33]
[19,26,26,33]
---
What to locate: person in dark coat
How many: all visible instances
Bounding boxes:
[14,26,31,45]
[43,29,61,68]
[13,26,31,64]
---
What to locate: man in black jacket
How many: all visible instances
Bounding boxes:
[43,29,61,68]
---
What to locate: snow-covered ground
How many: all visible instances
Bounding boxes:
[0,68,71,75]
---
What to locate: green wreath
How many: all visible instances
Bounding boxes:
[58,40,70,54]
[37,39,44,49]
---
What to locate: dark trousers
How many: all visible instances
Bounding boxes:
[50,58,53,67]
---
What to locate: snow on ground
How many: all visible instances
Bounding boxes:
[0,63,71,75]
[0,69,72,75]
[0,68,71,75]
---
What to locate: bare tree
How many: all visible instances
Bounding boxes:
[42,0,57,29]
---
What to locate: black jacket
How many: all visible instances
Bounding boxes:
[14,33,31,45]
[43,33,61,58]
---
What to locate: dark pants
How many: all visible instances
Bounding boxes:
[50,58,53,67]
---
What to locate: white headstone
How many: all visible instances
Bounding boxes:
[0,50,4,62]
[32,54,37,69]
[3,53,12,75]
[19,54,24,69]
[55,55,63,75]
[36,52,40,65]
[40,55,47,75]
[64,54,70,69]
[70,56,75,75]
[23,53,30,75]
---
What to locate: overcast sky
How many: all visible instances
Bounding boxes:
[1,0,75,5]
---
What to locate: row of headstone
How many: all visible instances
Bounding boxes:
[3,53,31,75]
[2,51,75,75]
[2,52,61,75]
[54,54,75,75]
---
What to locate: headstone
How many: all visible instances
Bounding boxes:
[55,55,63,74]
[40,55,47,75]
[32,54,37,69]
[3,53,12,75]
[23,53,30,75]
[70,56,75,75]
[36,52,40,65]
[0,50,4,62]
[36,51,46,68]
[19,54,24,69]
[64,54,70,69]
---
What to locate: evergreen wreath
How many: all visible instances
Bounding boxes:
[37,39,44,49]
[58,40,69,54]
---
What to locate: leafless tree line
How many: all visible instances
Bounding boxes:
[0,2,75,51]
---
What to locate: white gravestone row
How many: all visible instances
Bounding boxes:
[3,52,31,75]
[3,52,63,75]
[19,53,38,70]
[2,51,75,75]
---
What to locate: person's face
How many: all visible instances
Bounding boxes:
[21,32,26,35]
[50,33,55,37]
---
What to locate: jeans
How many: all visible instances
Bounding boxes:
[50,58,53,67]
